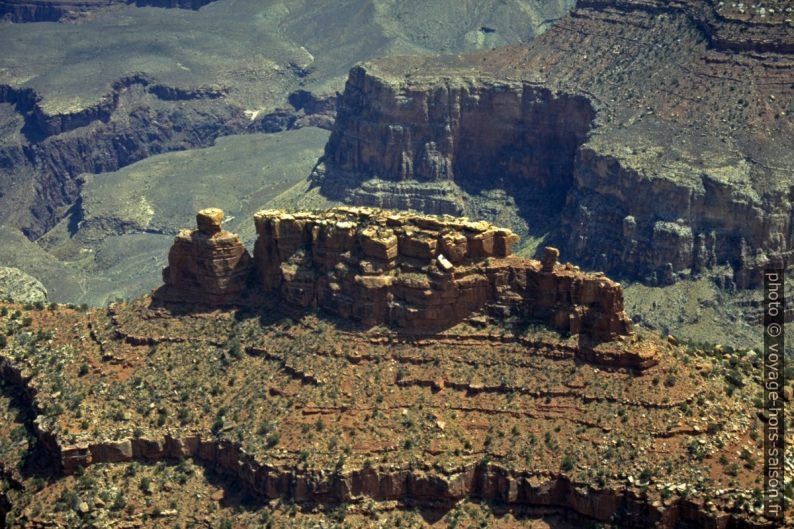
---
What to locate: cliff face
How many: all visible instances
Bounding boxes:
[158,207,633,346]
[318,71,594,227]
[313,0,794,288]
[253,207,632,342]
[158,208,253,305]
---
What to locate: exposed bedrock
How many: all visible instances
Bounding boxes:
[158,206,636,346]
[0,0,217,23]
[563,147,792,288]
[52,435,747,529]
[252,207,633,343]
[316,67,594,232]
[576,0,794,55]
[157,208,253,305]
[0,80,329,239]
[313,0,794,288]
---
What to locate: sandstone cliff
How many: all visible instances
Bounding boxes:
[312,0,794,288]
[157,208,253,305]
[158,207,633,344]
[254,207,632,341]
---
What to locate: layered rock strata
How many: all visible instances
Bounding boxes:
[0,304,771,528]
[312,0,794,288]
[158,208,633,341]
[253,208,632,340]
[0,0,217,22]
[51,435,738,529]
[0,353,766,529]
[248,207,632,342]
[157,208,253,304]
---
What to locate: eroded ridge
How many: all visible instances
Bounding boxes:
[0,299,785,527]
[158,207,634,346]
[312,0,794,288]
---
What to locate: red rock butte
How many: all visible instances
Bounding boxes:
[159,208,253,305]
[158,207,635,345]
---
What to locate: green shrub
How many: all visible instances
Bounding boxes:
[212,416,224,434]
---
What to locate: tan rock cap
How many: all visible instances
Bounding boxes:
[197,208,224,235]
[542,246,560,272]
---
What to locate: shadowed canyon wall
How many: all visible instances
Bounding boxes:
[316,68,595,234]
[312,0,794,288]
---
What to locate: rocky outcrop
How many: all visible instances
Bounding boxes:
[253,207,632,341]
[156,208,253,305]
[51,434,754,529]
[0,0,217,23]
[156,207,632,342]
[0,267,47,303]
[314,71,594,225]
[312,0,794,288]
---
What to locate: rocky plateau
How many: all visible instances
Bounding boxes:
[0,207,787,526]
[0,1,791,527]
[313,0,794,290]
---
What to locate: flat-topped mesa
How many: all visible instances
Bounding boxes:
[253,207,633,342]
[157,208,253,304]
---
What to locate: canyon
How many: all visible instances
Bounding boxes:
[0,1,790,527]
[0,254,783,526]
[313,0,794,289]
[0,0,573,240]
[0,0,216,22]
[0,0,787,353]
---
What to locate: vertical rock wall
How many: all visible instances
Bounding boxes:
[158,208,253,304]
[252,207,632,341]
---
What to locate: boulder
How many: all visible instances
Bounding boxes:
[196,207,224,235]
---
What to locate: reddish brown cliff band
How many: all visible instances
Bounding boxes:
[253,207,633,342]
[157,208,253,305]
[158,207,632,344]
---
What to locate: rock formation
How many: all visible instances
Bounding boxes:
[159,207,632,342]
[0,0,217,23]
[311,0,794,288]
[156,208,253,305]
[254,207,632,341]
[0,289,774,527]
